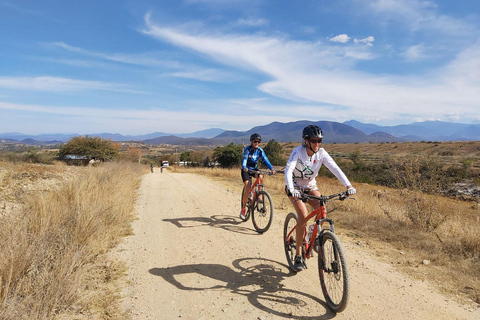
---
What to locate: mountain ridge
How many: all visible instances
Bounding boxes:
[1,120,479,146]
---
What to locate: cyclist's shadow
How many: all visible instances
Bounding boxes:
[149,257,335,319]
[163,214,258,235]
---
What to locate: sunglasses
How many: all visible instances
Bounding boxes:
[309,139,322,144]
[252,140,261,143]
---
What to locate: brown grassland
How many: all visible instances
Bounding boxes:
[0,161,144,319]
[0,140,479,318]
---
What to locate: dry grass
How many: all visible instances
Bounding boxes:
[0,161,144,319]
[172,166,480,304]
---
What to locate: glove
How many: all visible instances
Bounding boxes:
[347,187,356,195]
[290,189,301,198]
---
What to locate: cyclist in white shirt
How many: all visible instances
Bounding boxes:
[284,124,356,272]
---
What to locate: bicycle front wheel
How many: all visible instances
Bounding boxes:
[252,190,273,233]
[318,231,349,313]
[283,212,298,271]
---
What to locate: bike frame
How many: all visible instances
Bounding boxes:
[285,197,335,259]
[246,172,265,207]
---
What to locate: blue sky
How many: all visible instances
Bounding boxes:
[1,0,479,135]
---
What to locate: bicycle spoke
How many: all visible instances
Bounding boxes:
[318,231,349,313]
[252,191,273,233]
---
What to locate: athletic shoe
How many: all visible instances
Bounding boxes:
[239,208,246,220]
[293,255,305,272]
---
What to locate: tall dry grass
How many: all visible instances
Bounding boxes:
[173,166,480,303]
[0,161,144,319]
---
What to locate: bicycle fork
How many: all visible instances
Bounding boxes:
[317,219,340,274]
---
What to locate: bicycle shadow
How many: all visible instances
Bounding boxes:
[149,257,335,319]
[162,214,259,235]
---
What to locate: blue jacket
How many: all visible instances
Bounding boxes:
[241,146,274,170]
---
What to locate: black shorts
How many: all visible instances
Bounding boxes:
[241,168,258,182]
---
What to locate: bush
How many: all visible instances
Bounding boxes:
[213,143,243,168]
[263,139,287,166]
[58,136,120,162]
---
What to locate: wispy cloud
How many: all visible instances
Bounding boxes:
[235,18,269,27]
[167,68,238,82]
[367,0,476,36]
[402,44,427,61]
[48,42,181,68]
[0,76,143,94]
[0,100,297,134]
[141,13,480,124]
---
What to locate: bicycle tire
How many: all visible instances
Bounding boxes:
[283,212,298,271]
[318,231,349,313]
[252,190,273,233]
[240,186,251,222]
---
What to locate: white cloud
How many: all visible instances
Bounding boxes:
[329,34,351,43]
[354,36,375,46]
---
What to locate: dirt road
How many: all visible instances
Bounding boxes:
[118,169,479,319]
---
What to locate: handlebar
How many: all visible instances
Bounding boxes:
[246,169,276,176]
[298,191,351,203]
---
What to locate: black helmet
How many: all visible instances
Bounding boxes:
[250,133,262,141]
[302,125,323,139]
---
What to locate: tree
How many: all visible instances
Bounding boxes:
[263,139,287,166]
[180,151,191,162]
[58,136,120,162]
[213,143,243,168]
[123,146,142,163]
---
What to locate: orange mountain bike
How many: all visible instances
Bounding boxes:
[283,191,352,313]
[240,170,274,233]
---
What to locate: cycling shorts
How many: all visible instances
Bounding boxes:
[241,168,258,182]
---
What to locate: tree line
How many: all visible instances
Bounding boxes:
[55,136,287,167]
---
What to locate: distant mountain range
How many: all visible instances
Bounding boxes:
[1,121,479,146]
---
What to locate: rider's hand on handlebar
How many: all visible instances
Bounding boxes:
[290,189,301,198]
[347,186,356,195]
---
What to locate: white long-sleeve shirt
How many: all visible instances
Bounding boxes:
[285,145,351,191]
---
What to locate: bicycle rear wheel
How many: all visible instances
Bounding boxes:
[240,186,251,222]
[318,231,349,313]
[252,190,273,233]
[283,212,298,271]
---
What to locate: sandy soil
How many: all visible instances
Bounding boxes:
[118,169,479,320]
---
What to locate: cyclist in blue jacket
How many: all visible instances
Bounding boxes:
[240,133,276,219]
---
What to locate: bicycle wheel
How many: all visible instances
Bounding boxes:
[283,212,298,271]
[318,231,349,313]
[240,186,251,222]
[252,190,273,233]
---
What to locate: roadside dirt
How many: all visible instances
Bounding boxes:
[118,169,479,320]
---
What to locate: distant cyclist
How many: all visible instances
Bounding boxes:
[240,133,276,219]
[284,125,356,272]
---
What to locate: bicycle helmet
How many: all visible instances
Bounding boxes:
[250,133,262,141]
[302,125,323,140]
